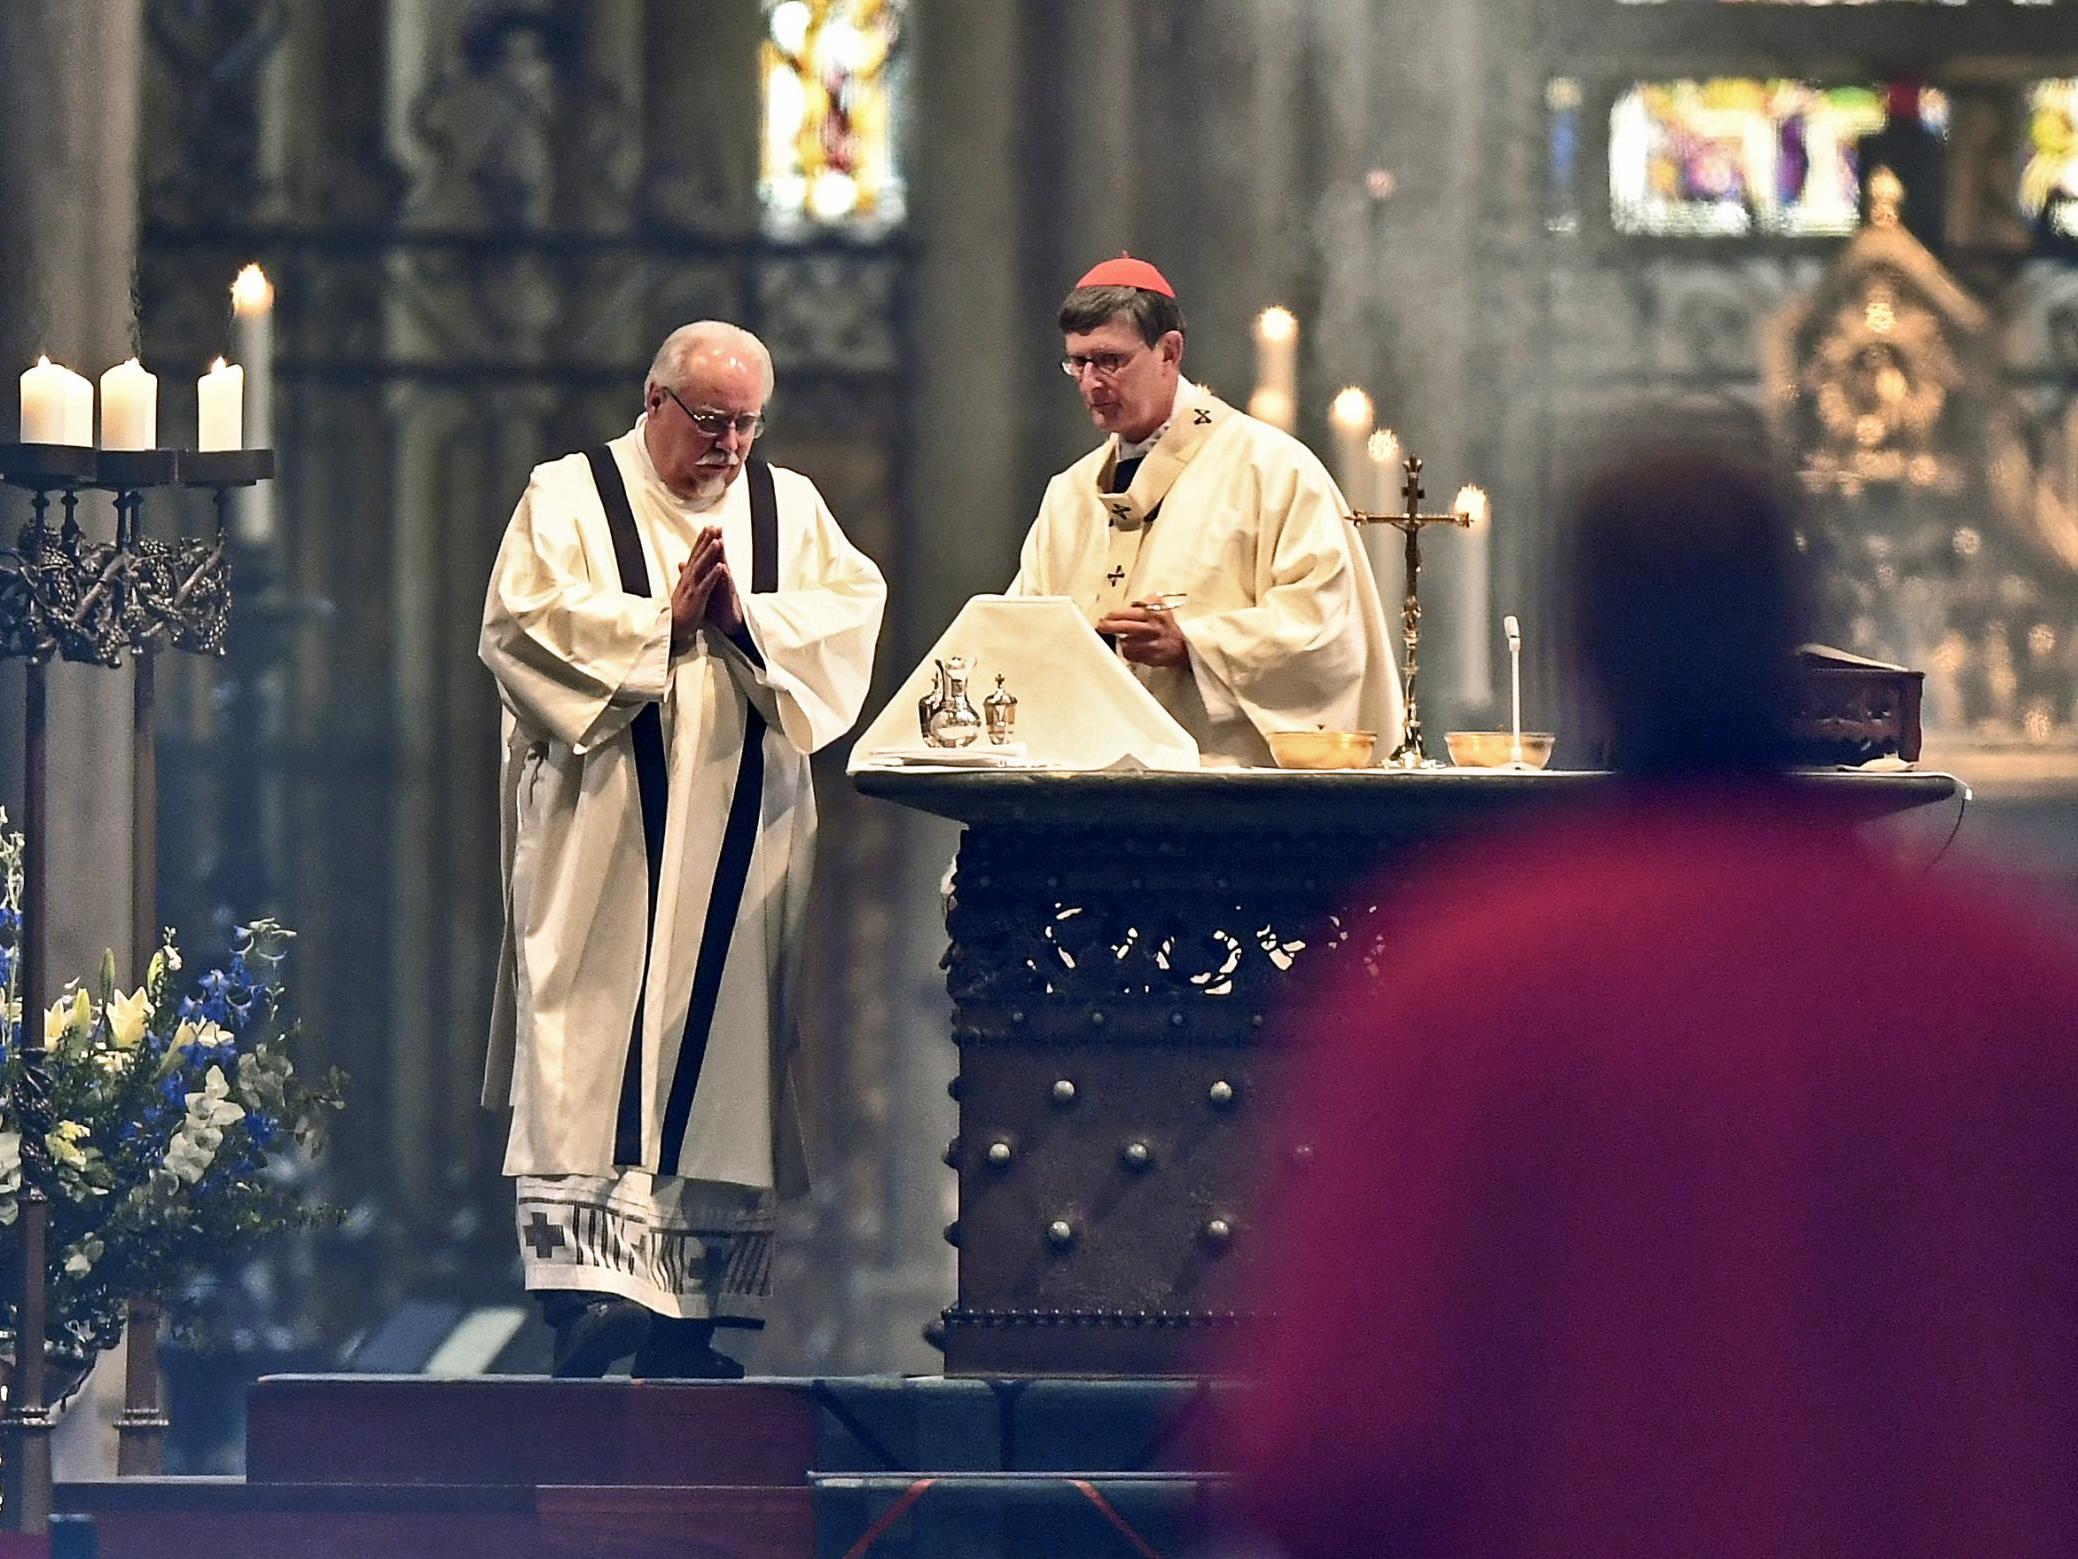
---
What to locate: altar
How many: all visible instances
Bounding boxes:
[855,766,1962,1377]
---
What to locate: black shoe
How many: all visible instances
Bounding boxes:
[544,1292,651,1378]
[630,1318,745,1380]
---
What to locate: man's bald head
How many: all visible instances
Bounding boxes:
[647,321,775,404]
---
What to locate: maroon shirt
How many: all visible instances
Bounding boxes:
[1233,794,2078,1559]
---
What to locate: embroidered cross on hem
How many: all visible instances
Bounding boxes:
[1106,566,1127,586]
[1109,502,1132,522]
[1193,407,1213,426]
[522,1210,568,1258]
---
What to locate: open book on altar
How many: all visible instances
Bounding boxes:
[847,595,1201,773]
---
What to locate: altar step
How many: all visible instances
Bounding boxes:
[56,1478,813,1558]
[55,1373,1238,1557]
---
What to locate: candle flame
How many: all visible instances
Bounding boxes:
[210,356,228,372]
[35,354,50,369]
[1329,387,1373,430]
[1368,429,1401,468]
[231,264,274,314]
[1256,306,1297,342]
[1454,484,1490,528]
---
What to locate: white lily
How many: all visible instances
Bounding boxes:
[43,989,89,1047]
[107,985,151,1051]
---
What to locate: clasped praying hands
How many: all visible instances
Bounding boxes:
[670,524,744,652]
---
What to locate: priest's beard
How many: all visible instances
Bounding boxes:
[681,456,742,508]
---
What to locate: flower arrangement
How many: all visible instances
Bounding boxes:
[0,814,345,1372]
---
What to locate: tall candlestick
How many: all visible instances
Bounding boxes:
[231,264,275,544]
[196,358,244,451]
[20,357,92,446]
[1328,387,1374,511]
[1249,306,1298,433]
[99,359,158,451]
[1453,484,1492,704]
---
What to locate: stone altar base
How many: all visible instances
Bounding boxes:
[54,1373,1236,1557]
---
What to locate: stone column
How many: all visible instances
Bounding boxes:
[1369,0,1489,726]
[0,0,143,1005]
[382,0,487,1210]
[1013,0,1141,474]
[882,0,1040,1369]
[1134,0,1304,419]
[641,0,763,232]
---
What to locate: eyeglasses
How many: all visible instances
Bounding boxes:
[662,385,765,440]
[1060,347,1145,380]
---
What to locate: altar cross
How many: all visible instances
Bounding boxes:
[1347,455,1476,769]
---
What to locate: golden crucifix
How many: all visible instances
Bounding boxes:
[1348,455,1476,769]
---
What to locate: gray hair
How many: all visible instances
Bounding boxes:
[646,321,775,401]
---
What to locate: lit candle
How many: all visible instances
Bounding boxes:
[100,358,158,450]
[1249,306,1298,433]
[20,356,93,446]
[65,373,92,445]
[230,264,274,543]
[1453,484,1492,704]
[1368,428,1401,502]
[197,358,244,451]
[1328,387,1374,512]
[1365,428,1405,604]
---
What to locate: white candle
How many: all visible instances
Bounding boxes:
[231,264,275,543]
[20,356,93,446]
[1328,387,1373,512]
[197,358,244,451]
[64,373,92,445]
[1249,306,1298,433]
[1453,484,1492,704]
[1368,428,1401,509]
[1365,428,1405,609]
[100,358,158,450]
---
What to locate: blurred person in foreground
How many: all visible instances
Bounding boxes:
[1229,435,2078,1558]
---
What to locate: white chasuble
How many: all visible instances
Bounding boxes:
[481,422,886,1207]
[1009,384,1403,766]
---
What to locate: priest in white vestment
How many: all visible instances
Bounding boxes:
[480,322,885,1376]
[1009,256,1401,767]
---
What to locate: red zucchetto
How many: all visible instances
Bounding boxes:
[1074,253,1175,297]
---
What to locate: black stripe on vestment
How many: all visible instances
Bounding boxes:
[585,447,669,1168]
[658,456,779,1170]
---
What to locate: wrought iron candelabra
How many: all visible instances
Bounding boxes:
[1348,455,1472,769]
[0,439,270,1531]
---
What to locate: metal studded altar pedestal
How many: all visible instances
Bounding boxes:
[854,766,1962,1377]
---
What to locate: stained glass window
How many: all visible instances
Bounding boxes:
[1610,80,1947,236]
[760,0,906,229]
[2022,80,2078,242]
